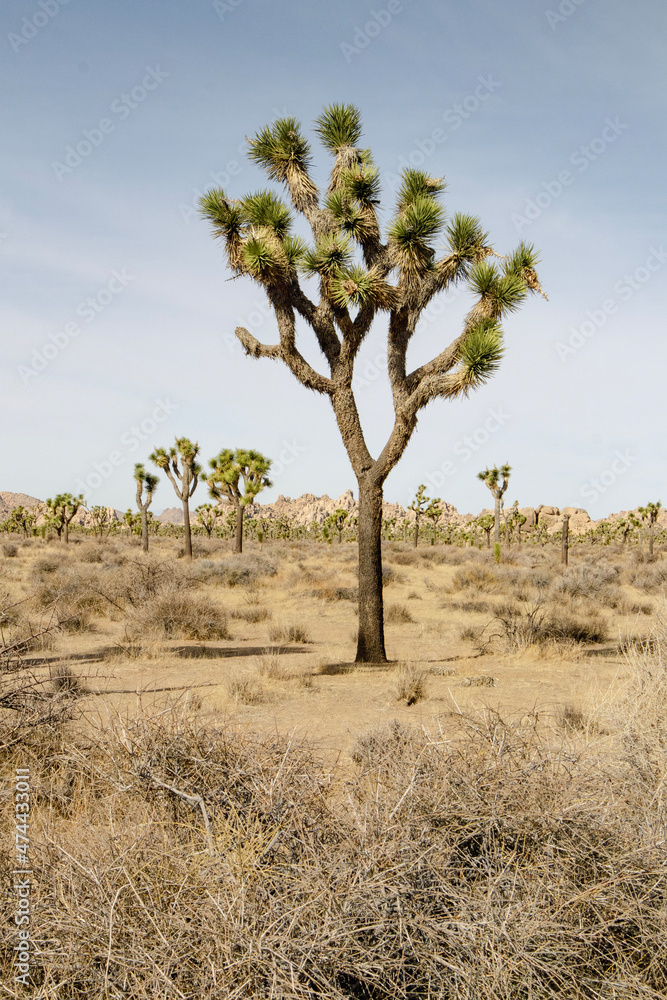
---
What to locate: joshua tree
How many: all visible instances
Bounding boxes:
[195,503,223,539]
[638,501,662,557]
[134,463,159,553]
[45,493,83,543]
[477,465,511,545]
[150,437,201,559]
[88,505,111,537]
[327,508,349,544]
[408,484,441,547]
[476,512,495,549]
[200,105,544,661]
[206,449,272,554]
[2,506,36,538]
[504,500,526,545]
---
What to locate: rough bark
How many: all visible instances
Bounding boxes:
[356,476,386,663]
[141,510,149,553]
[234,504,243,554]
[562,514,570,566]
[494,496,501,544]
[182,497,192,559]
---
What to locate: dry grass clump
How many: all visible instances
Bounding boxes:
[630,562,667,593]
[268,622,311,643]
[124,590,230,641]
[491,602,607,651]
[191,555,277,587]
[313,584,358,602]
[2,542,18,557]
[385,602,415,624]
[2,699,666,998]
[451,564,500,593]
[226,674,265,704]
[394,663,427,704]
[230,605,271,623]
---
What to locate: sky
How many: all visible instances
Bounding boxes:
[2,0,666,518]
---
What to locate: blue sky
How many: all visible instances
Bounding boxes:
[2,0,665,517]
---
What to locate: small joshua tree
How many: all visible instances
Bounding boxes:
[424,496,443,545]
[195,503,223,539]
[327,508,349,544]
[638,501,662,557]
[206,449,272,554]
[408,485,442,547]
[134,464,159,553]
[45,493,83,543]
[89,506,111,538]
[476,512,494,549]
[150,438,201,559]
[477,464,511,545]
[200,104,545,661]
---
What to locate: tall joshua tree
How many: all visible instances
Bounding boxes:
[150,438,201,559]
[200,105,545,661]
[206,449,272,554]
[134,463,159,553]
[477,464,511,545]
[45,493,83,543]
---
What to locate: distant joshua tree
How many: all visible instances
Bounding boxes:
[200,104,545,660]
[327,508,349,544]
[408,485,442,547]
[2,505,36,537]
[476,512,495,549]
[134,464,159,553]
[477,464,511,544]
[45,493,83,543]
[195,503,223,539]
[150,438,201,559]
[638,501,662,557]
[206,449,272,554]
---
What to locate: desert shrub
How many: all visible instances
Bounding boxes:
[2,543,18,557]
[58,608,93,633]
[630,563,667,593]
[125,591,229,640]
[1,709,666,997]
[406,590,422,600]
[75,544,104,563]
[312,584,358,602]
[395,664,427,704]
[449,599,493,613]
[493,603,607,651]
[32,565,108,615]
[230,606,271,623]
[268,623,311,643]
[226,675,265,704]
[388,549,420,566]
[49,663,88,697]
[451,565,499,592]
[385,603,415,624]
[191,555,277,587]
[550,562,619,600]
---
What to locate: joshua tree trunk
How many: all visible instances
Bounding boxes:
[413,518,419,548]
[234,504,243,554]
[141,510,149,552]
[182,496,192,558]
[356,476,386,663]
[494,495,501,544]
[562,514,570,566]
[64,521,69,544]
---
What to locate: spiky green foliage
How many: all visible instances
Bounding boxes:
[340,165,381,206]
[134,463,159,494]
[329,265,397,310]
[388,196,444,276]
[282,236,308,269]
[314,103,363,152]
[248,118,312,183]
[302,233,354,277]
[446,214,490,264]
[396,169,445,212]
[207,449,272,507]
[241,235,288,280]
[241,191,292,238]
[454,320,504,392]
[198,189,245,243]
